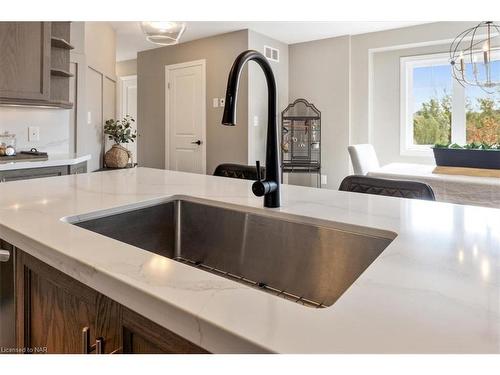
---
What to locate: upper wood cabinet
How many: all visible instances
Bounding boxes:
[0,22,51,101]
[0,22,73,108]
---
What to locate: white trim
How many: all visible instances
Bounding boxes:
[399,53,452,157]
[117,74,138,164]
[452,76,466,145]
[117,74,137,119]
[164,59,207,173]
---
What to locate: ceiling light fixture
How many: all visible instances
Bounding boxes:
[141,21,186,46]
[450,21,500,93]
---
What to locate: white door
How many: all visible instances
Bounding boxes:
[118,75,138,164]
[165,60,206,174]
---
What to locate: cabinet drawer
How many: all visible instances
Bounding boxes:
[0,166,68,182]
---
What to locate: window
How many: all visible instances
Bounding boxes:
[400,52,500,156]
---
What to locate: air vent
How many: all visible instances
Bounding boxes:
[264,45,279,62]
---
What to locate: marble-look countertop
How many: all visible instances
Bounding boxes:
[0,167,499,353]
[0,153,91,171]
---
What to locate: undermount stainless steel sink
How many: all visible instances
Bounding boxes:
[73,199,396,308]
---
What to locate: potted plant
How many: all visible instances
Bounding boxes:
[432,142,500,169]
[103,115,137,168]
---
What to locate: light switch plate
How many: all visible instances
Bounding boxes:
[253,116,259,127]
[321,174,327,185]
[28,126,40,142]
[87,112,92,124]
[212,98,219,108]
[219,98,225,106]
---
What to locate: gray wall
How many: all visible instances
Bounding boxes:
[350,21,478,146]
[288,35,351,189]
[247,30,289,166]
[372,43,450,166]
[137,30,249,173]
[116,59,137,77]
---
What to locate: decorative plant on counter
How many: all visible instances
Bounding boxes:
[104,115,137,145]
[432,142,500,170]
[103,115,137,169]
[433,142,500,150]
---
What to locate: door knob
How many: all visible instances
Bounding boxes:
[191,140,202,145]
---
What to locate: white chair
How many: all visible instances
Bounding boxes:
[348,144,380,175]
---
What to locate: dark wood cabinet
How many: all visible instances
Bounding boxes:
[13,249,208,354]
[0,21,73,108]
[16,250,121,354]
[122,307,207,354]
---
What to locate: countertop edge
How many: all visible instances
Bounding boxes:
[0,154,91,171]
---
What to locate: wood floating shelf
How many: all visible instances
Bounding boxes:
[50,36,74,50]
[50,68,74,77]
[46,99,73,109]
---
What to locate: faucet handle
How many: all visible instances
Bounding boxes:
[255,160,262,181]
[252,160,277,198]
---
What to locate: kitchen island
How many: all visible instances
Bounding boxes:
[0,167,499,353]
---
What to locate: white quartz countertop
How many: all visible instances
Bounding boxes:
[0,153,90,171]
[0,167,499,353]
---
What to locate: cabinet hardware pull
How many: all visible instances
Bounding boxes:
[0,249,10,262]
[110,347,122,354]
[95,337,104,354]
[82,327,100,354]
[81,327,90,354]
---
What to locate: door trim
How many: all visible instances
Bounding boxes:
[117,75,138,164]
[117,75,137,119]
[164,59,207,173]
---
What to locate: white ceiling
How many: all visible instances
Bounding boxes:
[111,21,429,62]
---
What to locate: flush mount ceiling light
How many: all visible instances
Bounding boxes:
[450,21,500,93]
[141,21,186,46]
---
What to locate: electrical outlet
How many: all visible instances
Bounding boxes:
[212,98,219,108]
[321,174,327,185]
[28,126,40,142]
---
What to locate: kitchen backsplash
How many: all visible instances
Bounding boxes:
[0,107,72,154]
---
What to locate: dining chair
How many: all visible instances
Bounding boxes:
[339,175,436,201]
[347,144,380,175]
[213,163,266,181]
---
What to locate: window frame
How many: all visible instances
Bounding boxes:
[400,52,466,157]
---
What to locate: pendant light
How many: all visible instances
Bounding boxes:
[450,21,500,93]
[141,21,186,46]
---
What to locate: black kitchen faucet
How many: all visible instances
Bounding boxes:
[222,50,281,208]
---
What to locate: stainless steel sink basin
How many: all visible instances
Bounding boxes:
[73,199,396,308]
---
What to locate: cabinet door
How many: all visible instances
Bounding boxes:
[121,307,208,354]
[15,249,208,354]
[0,22,50,100]
[16,250,121,354]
